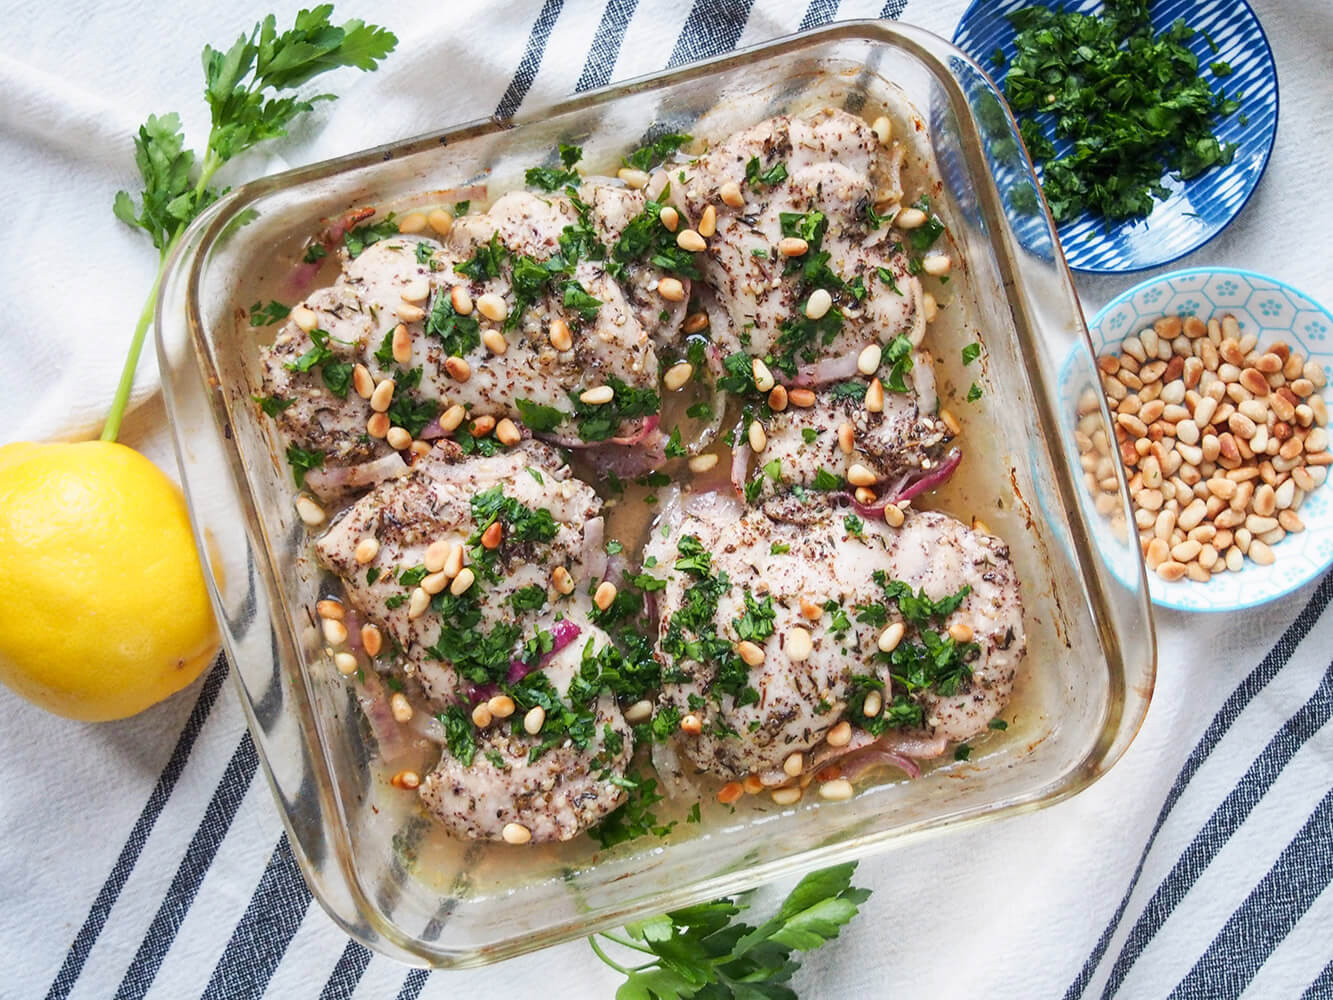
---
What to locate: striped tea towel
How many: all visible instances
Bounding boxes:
[1,0,1331,998]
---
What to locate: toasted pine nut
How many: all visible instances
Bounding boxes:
[476,292,508,323]
[698,205,717,238]
[551,565,575,595]
[664,362,694,391]
[800,596,823,620]
[450,285,473,315]
[878,621,905,653]
[783,752,805,777]
[789,387,816,407]
[488,695,516,719]
[948,622,974,643]
[855,487,877,505]
[370,378,395,413]
[450,567,476,596]
[680,713,703,735]
[501,822,532,845]
[865,378,885,413]
[683,311,709,334]
[847,463,877,487]
[398,213,427,234]
[659,206,679,232]
[617,167,650,188]
[397,302,425,323]
[826,721,852,748]
[334,651,358,675]
[837,423,855,455]
[922,292,938,323]
[367,412,390,438]
[480,521,503,550]
[718,781,744,805]
[427,209,454,236]
[768,385,789,411]
[445,357,471,382]
[863,689,883,717]
[390,691,414,723]
[291,305,317,331]
[482,328,507,356]
[470,415,496,437]
[296,496,326,526]
[548,317,572,351]
[625,699,653,724]
[940,408,961,436]
[386,426,412,450]
[819,778,854,801]
[688,453,719,473]
[786,626,812,661]
[778,237,809,257]
[316,599,344,621]
[322,617,348,646]
[805,288,833,321]
[922,254,952,277]
[772,786,802,806]
[524,706,546,734]
[352,364,374,399]
[439,404,466,433]
[748,420,767,453]
[360,623,383,657]
[883,503,905,528]
[896,207,927,229]
[858,344,882,375]
[354,537,380,564]
[658,277,686,301]
[594,580,618,611]
[391,769,421,790]
[736,640,765,666]
[752,358,775,392]
[677,229,707,252]
[720,181,745,208]
[401,278,430,303]
[872,115,892,144]
[407,587,430,620]
[580,385,615,405]
[391,324,413,364]
[471,702,492,728]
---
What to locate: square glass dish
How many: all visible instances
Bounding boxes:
[156,20,1156,968]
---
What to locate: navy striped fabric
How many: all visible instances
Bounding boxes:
[30,3,1333,998]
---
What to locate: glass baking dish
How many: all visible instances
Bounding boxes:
[156,20,1155,968]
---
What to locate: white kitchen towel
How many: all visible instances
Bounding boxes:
[1,1,1331,999]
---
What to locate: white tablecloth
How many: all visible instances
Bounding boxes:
[1,1,1331,997]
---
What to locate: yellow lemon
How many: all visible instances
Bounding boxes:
[0,440,219,721]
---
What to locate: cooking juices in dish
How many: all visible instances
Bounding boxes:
[253,108,1028,845]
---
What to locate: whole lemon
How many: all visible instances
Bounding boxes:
[0,441,219,721]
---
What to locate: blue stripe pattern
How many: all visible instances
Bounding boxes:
[37,6,1333,998]
[1169,788,1333,1000]
[1066,571,1333,998]
[952,0,1279,273]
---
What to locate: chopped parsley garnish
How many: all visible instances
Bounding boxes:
[811,467,841,491]
[253,394,294,418]
[514,397,566,432]
[1002,1,1240,222]
[605,539,624,555]
[955,744,972,761]
[509,585,547,612]
[828,381,868,402]
[344,214,398,258]
[525,142,583,192]
[989,718,1009,731]
[801,427,819,444]
[568,377,659,442]
[455,232,507,281]
[745,155,788,187]
[623,132,691,172]
[465,485,559,580]
[284,443,323,487]
[414,241,437,268]
[876,266,903,296]
[608,193,701,280]
[883,335,914,394]
[302,243,328,264]
[439,705,476,766]
[770,542,791,555]
[249,300,290,325]
[905,196,945,252]
[589,772,670,847]
[686,400,715,421]
[385,382,438,437]
[425,288,481,356]
[284,328,353,398]
[562,281,602,320]
[664,427,687,458]
[962,342,981,365]
[967,382,984,402]
[366,567,381,585]
[844,514,865,536]
[397,565,428,588]
[733,591,776,643]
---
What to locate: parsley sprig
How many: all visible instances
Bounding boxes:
[110,7,396,442]
[588,862,871,999]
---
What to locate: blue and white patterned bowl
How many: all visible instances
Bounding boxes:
[1089,268,1333,613]
[953,0,1279,274]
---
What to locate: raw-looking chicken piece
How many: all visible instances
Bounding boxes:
[643,490,1024,785]
[313,440,635,842]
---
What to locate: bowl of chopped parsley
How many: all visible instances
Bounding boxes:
[953,0,1278,273]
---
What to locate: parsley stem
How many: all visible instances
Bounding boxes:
[600,932,657,955]
[587,935,636,975]
[100,235,179,442]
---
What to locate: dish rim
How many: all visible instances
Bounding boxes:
[157,17,1157,966]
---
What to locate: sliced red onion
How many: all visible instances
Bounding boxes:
[880,730,948,759]
[356,671,413,763]
[892,448,962,504]
[840,748,921,782]
[611,414,661,447]
[465,682,499,706]
[408,709,447,745]
[343,608,364,650]
[789,351,861,388]
[506,619,583,684]
[417,418,445,441]
[304,452,410,501]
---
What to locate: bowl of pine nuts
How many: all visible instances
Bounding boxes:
[1085,267,1333,612]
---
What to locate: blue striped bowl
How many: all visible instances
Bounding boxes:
[952,0,1278,274]
[1088,268,1333,613]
